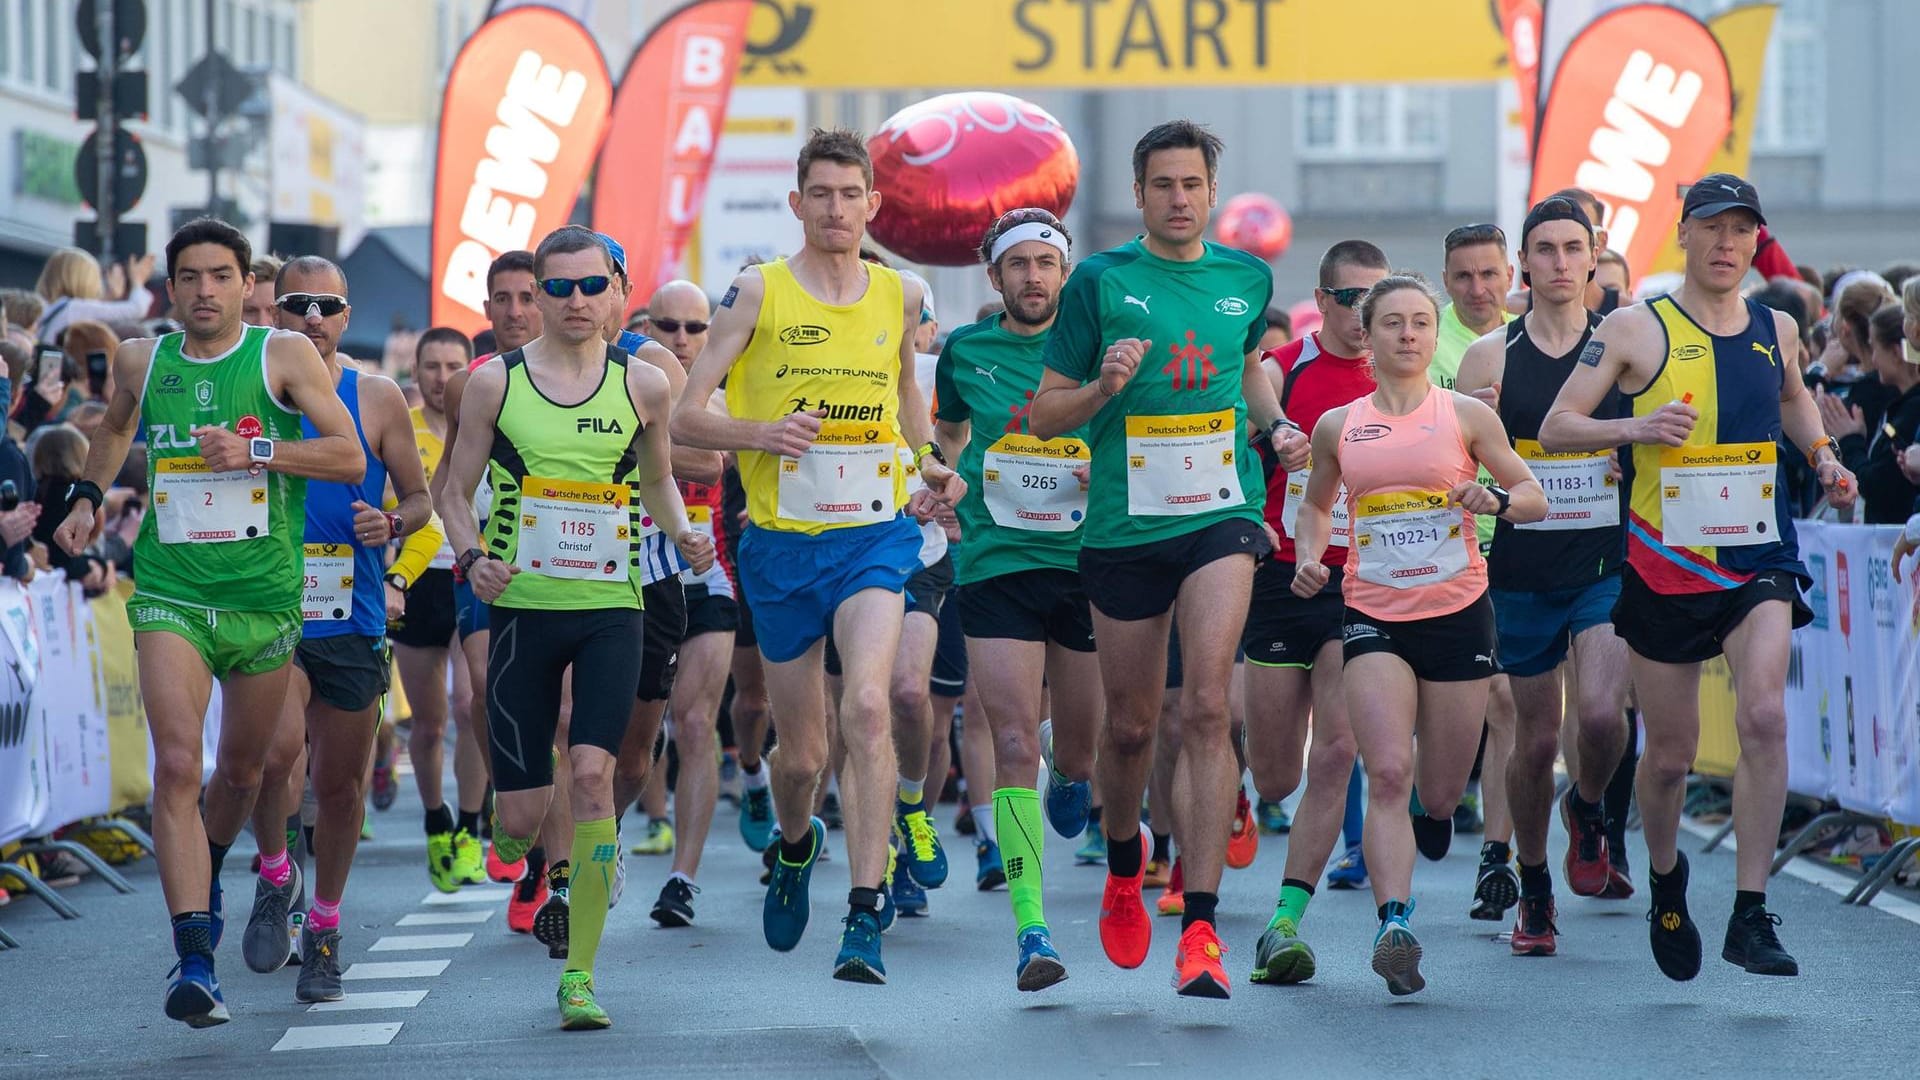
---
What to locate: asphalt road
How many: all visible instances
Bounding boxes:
[4,767,1919,1079]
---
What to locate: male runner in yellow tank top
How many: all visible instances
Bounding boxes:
[673,128,966,985]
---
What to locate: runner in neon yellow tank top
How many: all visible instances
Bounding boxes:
[673,129,966,985]
[51,218,367,1029]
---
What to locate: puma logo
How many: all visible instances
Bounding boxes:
[974,365,1001,385]
[1123,294,1151,315]
[1752,342,1777,365]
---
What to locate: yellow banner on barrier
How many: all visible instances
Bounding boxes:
[96,581,152,814]
[735,0,1507,88]
[1694,656,1742,777]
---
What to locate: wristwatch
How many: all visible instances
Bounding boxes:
[916,441,947,467]
[1487,485,1513,518]
[1268,417,1302,441]
[384,573,408,592]
[249,437,274,466]
[454,547,488,578]
[384,511,405,538]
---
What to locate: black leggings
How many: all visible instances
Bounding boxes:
[486,606,644,792]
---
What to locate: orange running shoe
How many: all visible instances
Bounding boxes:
[507,869,547,934]
[1173,920,1231,998]
[1156,857,1185,916]
[487,842,525,885]
[1143,858,1171,889]
[1227,790,1259,869]
[1099,833,1152,969]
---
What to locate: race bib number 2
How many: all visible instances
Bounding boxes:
[516,475,632,580]
[151,456,269,544]
[1124,409,1243,516]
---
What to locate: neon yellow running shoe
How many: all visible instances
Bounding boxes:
[427,831,460,893]
[450,828,487,886]
[558,970,611,1030]
[630,819,674,856]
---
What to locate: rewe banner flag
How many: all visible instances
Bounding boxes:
[430,5,613,331]
[592,0,754,310]
[1529,3,1731,283]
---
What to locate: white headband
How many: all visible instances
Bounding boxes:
[989,220,1071,265]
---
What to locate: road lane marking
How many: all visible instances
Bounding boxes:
[398,910,494,926]
[341,959,452,980]
[420,889,512,906]
[271,1022,404,1051]
[369,933,474,951]
[307,990,430,1012]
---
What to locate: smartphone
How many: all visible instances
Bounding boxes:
[36,346,64,387]
[87,350,109,396]
[0,480,16,512]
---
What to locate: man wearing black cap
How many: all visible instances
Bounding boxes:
[1541,174,1856,983]
[1457,197,1632,960]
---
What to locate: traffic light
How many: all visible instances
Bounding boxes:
[73,0,150,261]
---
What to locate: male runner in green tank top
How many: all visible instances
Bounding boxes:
[52,217,366,1028]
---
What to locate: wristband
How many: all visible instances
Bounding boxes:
[916,441,947,467]
[64,480,104,517]
[1806,435,1836,466]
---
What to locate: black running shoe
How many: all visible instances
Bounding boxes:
[1412,813,1453,862]
[651,876,699,928]
[1646,854,1702,981]
[1722,905,1799,976]
[1470,846,1519,921]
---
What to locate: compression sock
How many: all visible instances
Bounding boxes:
[1519,860,1553,898]
[1343,761,1365,849]
[1270,879,1314,930]
[1151,831,1172,864]
[171,912,214,958]
[563,818,616,975]
[1106,824,1143,879]
[995,788,1047,934]
[259,850,291,888]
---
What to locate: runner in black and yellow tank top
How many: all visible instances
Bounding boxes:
[1540,174,1856,986]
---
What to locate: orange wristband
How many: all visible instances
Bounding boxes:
[1806,435,1835,466]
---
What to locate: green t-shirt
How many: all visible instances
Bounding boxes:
[1041,238,1272,549]
[1431,302,1514,546]
[935,315,1090,584]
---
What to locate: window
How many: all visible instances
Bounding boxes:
[242,5,255,65]
[41,0,59,91]
[1296,85,1447,158]
[0,0,12,81]
[19,0,35,86]
[1675,0,1826,152]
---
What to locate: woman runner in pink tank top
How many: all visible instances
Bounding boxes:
[1289,274,1547,997]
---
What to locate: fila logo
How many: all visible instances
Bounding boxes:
[1123,294,1151,315]
[576,417,625,434]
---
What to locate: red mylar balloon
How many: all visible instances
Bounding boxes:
[867,92,1078,267]
[1216,193,1293,261]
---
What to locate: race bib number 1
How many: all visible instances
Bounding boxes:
[516,476,632,580]
[1659,442,1775,547]
[1515,439,1619,532]
[151,456,269,544]
[1124,409,1243,516]
[1353,489,1470,590]
[776,420,898,526]
[983,433,1089,532]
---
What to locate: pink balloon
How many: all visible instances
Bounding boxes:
[1215,193,1293,261]
[1288,299,1322,337]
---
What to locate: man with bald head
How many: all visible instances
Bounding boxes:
[643,280,712,366]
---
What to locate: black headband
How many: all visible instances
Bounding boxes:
[1520,197,1597,286]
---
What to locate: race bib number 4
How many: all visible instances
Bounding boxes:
[1515,439,1619,532]
[776,420,898,526]
[302,543,354,622]
[1124,410,1243,516]
[516,476,632,580]
[151,456,269,544]
[1353,489,1470,589]
[1659,442,1775,548]
[1281,467,1350,548]
[983,433,1089,532]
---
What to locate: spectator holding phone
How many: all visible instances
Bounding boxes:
[0,339,38,581]
[33,248,155,345]
[1833,302,1920,524]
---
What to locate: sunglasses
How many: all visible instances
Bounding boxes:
[538,276,612,299]
[277,293,347,318]
[1318,286,1367,308]
[649,317,709,335]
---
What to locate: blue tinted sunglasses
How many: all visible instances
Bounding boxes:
[538,275,612,299]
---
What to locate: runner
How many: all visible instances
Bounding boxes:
[1455,197,1631,957]
[240,257,432,1002]
[1241,239,1389,985]
[933,207,1098,990]
[1028,120,1303,999]
[1291,272,1547,995]
[1540,174,1854,981]
[51,218,367,1026]
[672,128,964,984]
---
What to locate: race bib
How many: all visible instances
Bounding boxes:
[1124,410,1243,516]
[1659,442,1775,548]
[776,420,898,526]
[1353,489,1470,590]
[1280,467,1350,548]
[515,476,632,580]
[151,456,269,544]
[1515,440,1619,532]
[302,543,354,622]
[982,433,1089,532]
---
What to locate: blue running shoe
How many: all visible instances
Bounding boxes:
[763,816,825,952]
[1326,843,1368,890]
[1371,899,1425,996]
[1257,799,1291,834]
[832,910,886,984]
[894,799,949,888]
[164,953,231,1028]
[1075,828,1108,865]
[1039,719,1092,838]
[892,869,929,916]
[1016,927,1068,992]
[976,838,1006,890]
[740,787,775,852]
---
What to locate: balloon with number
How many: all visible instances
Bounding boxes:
[866,92,1078,267]
[1215,193,1293,261]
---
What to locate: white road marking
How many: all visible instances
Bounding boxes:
[1678,818,1920,926]
[307,990,430,1012]
[398,909,494,926]
[341,959,451,980]
[369,934,473,951]
[271,1022,404,1051]
[420,889,511,906]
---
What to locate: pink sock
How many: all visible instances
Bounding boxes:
[260,850,291,888]
[308,897,341,931]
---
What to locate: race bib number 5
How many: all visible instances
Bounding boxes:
[516,476,632,580]
[1515,439,1619,532]
[777,420,898,526]
[1659,442,1775,547]
[983,433,1089,532]
[151,456,269,544]
[1124,409,1243,516]
[1353,489,1470,589]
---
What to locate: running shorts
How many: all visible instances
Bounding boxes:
[390,568,457,649]
[128,594,300,680]
[1079,516,1270,621]
[1611,565,1811,665]
[454,578,491,640]
[1241,559,1344,669]
[295,633,390,712]
[737,516,922,664]
[955,567,1095,652]
[1491,575,1622,678]
[930,586,967,697]
[1342,592,1499,683]
[684,584,740,640]
[486,606,644,791]
[637,579,688,703]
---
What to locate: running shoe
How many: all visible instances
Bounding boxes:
[427,830,460,893]
[486,841,525,884]
[1511,894,1558,957]
[1257,799,1292,834]
[287,910,305,968]
[507,868,548,935]
[1412,812,1454,862]
[1601,853,1636,900]
[361,818,375,841]
[242,861,303,973]
[1227,790,1259,869]
[718,752,741,807]
[1075,829,1108,865]
[534,867,570,959]
[1371,900,1425,996]
[1039,719,1092,838]
[894,800,949,888]
[1470,844,1519,921]
[163,953,230,1028]
[451,828,487,886]
[651,876,698,928]
[764,816,825,952]
[1016,927,1068,992]
[1452,790,1484,834]
[1326,843,1368,890]
[1647,853,1702,982]
[739,787,775,852]
[295,926,344,1003]
[1173,920,1231,999]
[955,798,976,837]
[371,762,397,811]
[631,819,674,856]
[1723,906,1799,976]
[557,970,611,1030]
[1143,858,1171,889]
[877,846,899,933]
[892,869,929,916]
[1560,789,1612,897]
[209,874,224,951]
[1250,916,1316,985]
[821,791,844,830]
[832,909,886,984]
[1098,834,1152,969]
[1156,857,1185,917]
[975,838,1006,891]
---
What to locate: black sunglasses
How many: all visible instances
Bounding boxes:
[649,318,709,335]
[277,293,347,318]
[538,276,612,299]
[1318,286,1367,308]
